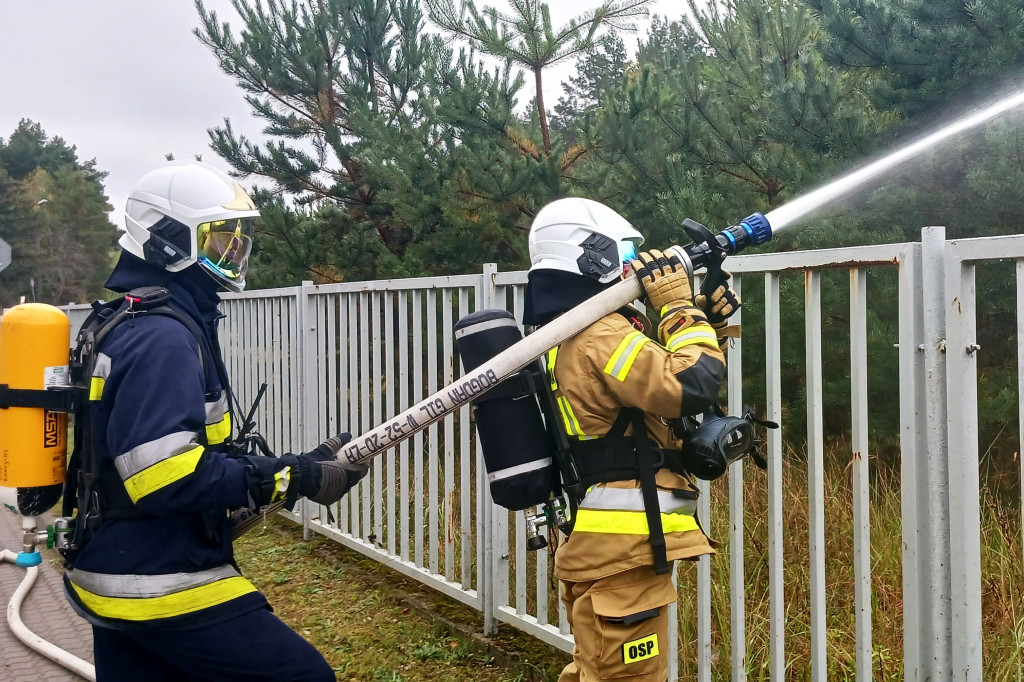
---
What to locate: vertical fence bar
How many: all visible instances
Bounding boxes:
[361,292,372,540]
[458,288,472,587]
[427,289,439,574]
[765,272,785,682]
[442,290,455,580]
[917,227,952,680]
[385,292,397,556]
[413,291,425,568]
[479,265,498,634]
[805,271,826,681]
[277,298,287,455]
[372,292,384,547]
[944,254,982,681]
[257,298,270,449]
[850,268,872,680]
[336,295,350,534]
[697,473,711,682]
[349,295,360,535]
[667,564,678,682]
[1018,261,1024,569]
[300,284,318,540]
[398,291,410,561]
[513,280,527,616]
[727,275,745,682]
[898,246,924,679]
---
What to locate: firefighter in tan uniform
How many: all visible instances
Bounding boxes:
[522,198,740,681]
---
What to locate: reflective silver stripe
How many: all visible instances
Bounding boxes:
[114,431,201,479]
[666,325,718,351]
[487,457,553,482]
[205,393,229,425]
[580,487,698,515]
[92,352,112,379]
[605,332,649,380]
[68,564,241,598]
[454,317,519,340]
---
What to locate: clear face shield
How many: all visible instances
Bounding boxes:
[195,217,257,290]
[618,239,639,279]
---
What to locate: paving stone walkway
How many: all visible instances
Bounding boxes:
[0,510,94,681]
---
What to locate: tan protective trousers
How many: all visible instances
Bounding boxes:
[558,564,677,681]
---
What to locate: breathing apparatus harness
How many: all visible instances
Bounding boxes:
[455,305,776,575]
[39,286,271,567]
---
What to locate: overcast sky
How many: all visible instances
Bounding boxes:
[0,1,687,229]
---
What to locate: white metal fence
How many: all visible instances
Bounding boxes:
[61,228,1024,680]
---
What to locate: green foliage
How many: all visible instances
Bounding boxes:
[200,0,1024,446]
[806,0,1024,112]
[0,120,118,307]
[195,0,571,284]
[425,0,652,154]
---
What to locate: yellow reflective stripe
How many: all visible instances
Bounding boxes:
[271,467,291,502]
[70,575,257,621]
[89,377,105,401]
[546,347,559,390]
[556,396,586,437]
[572,508,699,534]
[205,413,231,445]
[666,324,718,352]
[123,446,204,503]
[603,331,649,382]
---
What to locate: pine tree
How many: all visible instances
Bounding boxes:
[806,0,1024,112]
[0,121,116,308]
[196,0,557,282]
[552,33,630,143]
[424,0,652,156]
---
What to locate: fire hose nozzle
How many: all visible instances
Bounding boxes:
[669,212,774,278]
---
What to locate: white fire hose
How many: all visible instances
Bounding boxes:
[231,262,654,537]
[2,547,96,680]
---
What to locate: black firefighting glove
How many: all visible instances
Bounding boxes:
[243,434,368,509]
[695,273,741,327]
[630,249,694,313]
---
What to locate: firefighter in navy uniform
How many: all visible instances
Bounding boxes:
[62,163,367,681]
[523,198,739,681]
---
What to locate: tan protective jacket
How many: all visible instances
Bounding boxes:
[551,303,726,582]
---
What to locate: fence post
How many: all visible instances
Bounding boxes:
[944,240,983,681]
[299,281,317,542]
[906,227,952,679]
[478,263,498,636]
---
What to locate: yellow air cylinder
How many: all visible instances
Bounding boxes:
[0,303,70,517]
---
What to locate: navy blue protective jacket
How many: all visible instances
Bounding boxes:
[65,254,268,630]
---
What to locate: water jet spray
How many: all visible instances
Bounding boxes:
[233,87,1024,536]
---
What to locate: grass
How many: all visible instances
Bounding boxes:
[232,516,569,682]
[237,439,1024,681]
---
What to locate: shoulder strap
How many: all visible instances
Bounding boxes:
[628,408,669,575]
[63,291,219,539]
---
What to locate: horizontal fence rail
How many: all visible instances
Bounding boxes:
[47,229,1023,681]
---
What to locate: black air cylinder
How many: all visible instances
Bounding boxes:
[454,309,560,510]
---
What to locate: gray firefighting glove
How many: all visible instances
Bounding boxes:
[630,248,694,312]
[284,434,369,506]
[243,434,368,508]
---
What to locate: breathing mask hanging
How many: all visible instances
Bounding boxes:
[677,405,777,481]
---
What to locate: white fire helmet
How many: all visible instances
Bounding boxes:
[528,198,645,284]
[119,162,260,292]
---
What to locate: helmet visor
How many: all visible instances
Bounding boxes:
[196,218,256,286]
[619,239,639,278]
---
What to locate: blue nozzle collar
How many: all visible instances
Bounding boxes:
[740,213,772,246]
